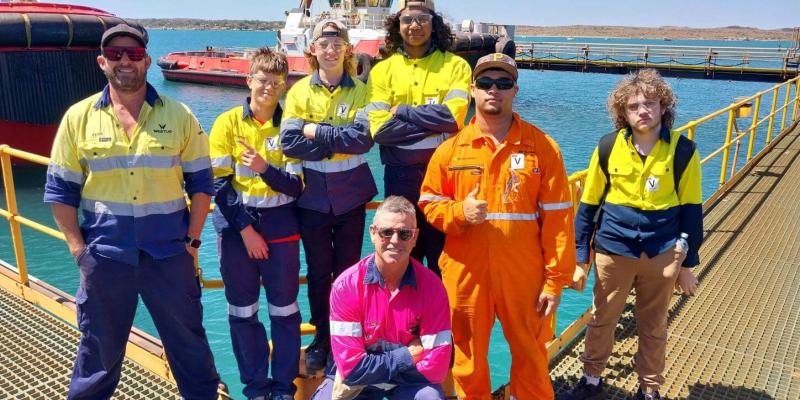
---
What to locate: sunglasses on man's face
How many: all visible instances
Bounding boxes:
[474,76,516,91]
[373,226,416,241]
[102,46,147,62]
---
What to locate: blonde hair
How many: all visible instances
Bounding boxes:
[607,68,677,130]
[249,47,288,77]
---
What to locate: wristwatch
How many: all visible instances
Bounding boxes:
[185,235,202,249]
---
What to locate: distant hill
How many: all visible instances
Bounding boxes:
[129,18,283,31]
[515,25,797,41]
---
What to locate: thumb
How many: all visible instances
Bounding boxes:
[467,182,480,199]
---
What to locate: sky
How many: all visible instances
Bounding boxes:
[58,0,798,29]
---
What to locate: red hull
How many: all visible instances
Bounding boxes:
[0,120,57,160]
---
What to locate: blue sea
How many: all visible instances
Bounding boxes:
[0,30,790,398]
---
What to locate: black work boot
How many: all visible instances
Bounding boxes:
[632,387,662,400]
[304,333,330,374]
[557,377,607,400]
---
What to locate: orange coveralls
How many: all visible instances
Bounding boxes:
[419,114,576,399]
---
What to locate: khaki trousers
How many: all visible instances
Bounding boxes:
[580,249,682,391]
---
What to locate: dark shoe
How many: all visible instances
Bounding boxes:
[633,387,662,400]
[304,334,330,373]
[557,377,606,400]
[269,395,294,400]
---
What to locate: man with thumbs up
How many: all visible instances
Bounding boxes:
[419,53,576,400]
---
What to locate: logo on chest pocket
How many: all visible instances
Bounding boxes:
[336,103,350,118]
[265,137,279,151]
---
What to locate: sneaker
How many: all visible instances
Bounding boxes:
[248,397,266,400]
[557,377,606,400]
[633,387,662,400]
[269,395,294,400]
[305,334,330,373]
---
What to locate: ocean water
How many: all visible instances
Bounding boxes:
[0,29,785,398]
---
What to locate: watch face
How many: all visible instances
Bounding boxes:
[190,239,201,249]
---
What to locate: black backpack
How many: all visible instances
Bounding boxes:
[593,130,696,223]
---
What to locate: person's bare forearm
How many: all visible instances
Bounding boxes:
[51,203,84,256]
[187,193,211,239]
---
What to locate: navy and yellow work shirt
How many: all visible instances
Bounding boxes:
[574,127,703,267]
[280,72,377,215]
[44,84,213,266]
[367,49,471,167]
[209,99,302,238]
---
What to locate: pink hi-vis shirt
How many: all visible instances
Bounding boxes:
[330,255,452,386]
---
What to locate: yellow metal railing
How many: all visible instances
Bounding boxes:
[1,75,799,393]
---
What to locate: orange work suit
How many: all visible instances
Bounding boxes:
[419,113,576,400]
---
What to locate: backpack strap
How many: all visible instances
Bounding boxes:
[672,134,696,193]
[593,130,619,224]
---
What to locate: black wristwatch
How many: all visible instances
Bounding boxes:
[185,235,202,249]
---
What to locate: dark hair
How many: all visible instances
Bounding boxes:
[608,68,677,130]
[382,11,453,56]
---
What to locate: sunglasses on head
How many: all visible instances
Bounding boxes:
[373,226,416,241]
[474,76,515,91]
[399,14,433,25]
[102,46,147,62]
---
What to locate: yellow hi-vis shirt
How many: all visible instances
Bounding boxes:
[44,84,213,266]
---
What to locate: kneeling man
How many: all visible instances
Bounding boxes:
[312,196,451,400]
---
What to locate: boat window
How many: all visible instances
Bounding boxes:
[352,0,367,6]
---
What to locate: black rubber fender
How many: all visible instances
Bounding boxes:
[496,38,516,58]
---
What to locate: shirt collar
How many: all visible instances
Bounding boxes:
[364,255,417,289]
[93,82,161,110]
[464,113,527,145]
[624,125,671,144]
[398,43,437,59]
[241,97,283,125]
[310,70,355,89]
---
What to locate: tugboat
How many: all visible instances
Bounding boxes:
[0,1,145,158]
[157,0,516,88]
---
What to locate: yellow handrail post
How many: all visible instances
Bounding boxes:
[781,82,792,131]
[766,87,779,145]
[746,95,761,161]
[794,78,800,122]
[719,109,736,186]
[0,146,29,286]
[687,123,696,141]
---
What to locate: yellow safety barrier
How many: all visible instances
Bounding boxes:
[1,75,798,398]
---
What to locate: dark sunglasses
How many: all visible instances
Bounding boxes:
[373,226,416,241]
[399,14,433,25]
[474,76,516,91]
[102,46,147,62]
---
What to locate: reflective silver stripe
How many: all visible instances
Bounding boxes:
[443,89,468,102]
[181,157,211,173]
[83,154,179,172]
[228,301,259,318]
[420,330,452,349]
[241,192,295,208]
[303,154,366,173]
[281,118,305,131]
[211,155,233,169]
[419,194,452,202]
[486,212,539,221]
[268,301,299,317]
[371,383,397,390]
[235,163,259,178]
[47,164,84,185]
[330,321,362,337]
[396,133,448,150]
[365,101,390,113]
[539,201,573,211]
[81,198,186,217]
[285,162,303,175]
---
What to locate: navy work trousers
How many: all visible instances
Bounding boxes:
[68,247,219,400]
[384,164,445,277]
[311,377,445,400]
[300,204,366,337]
[219,230,301,398]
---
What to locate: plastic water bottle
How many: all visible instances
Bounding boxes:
[675,232,689,253]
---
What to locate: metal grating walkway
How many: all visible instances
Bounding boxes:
[551,122,800,399]
[0,285,180,399]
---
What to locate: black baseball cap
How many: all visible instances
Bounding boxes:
[101,24,148,49]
